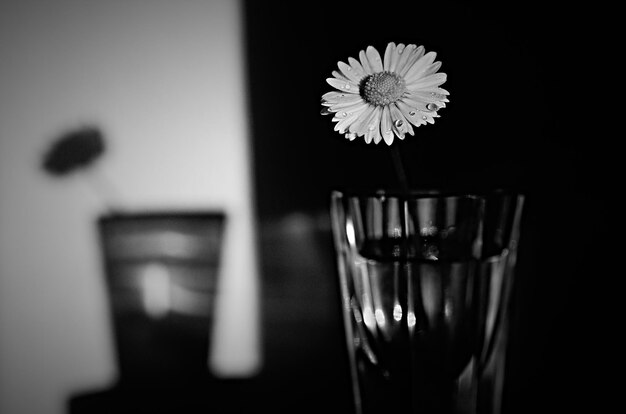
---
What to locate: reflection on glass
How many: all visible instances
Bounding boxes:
[331,190,524,414]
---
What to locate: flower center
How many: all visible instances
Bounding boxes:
[361,71,406,106]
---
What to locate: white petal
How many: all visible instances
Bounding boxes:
[348,105,376,135]
[333,102,369,133]
[331,100,368,119]
[406,72,447,90]
[364,107,382,144]
[366,46,384,73]
[338,61,363,83]
[326,96,365,110]
[399,96,440,124]
[380,106,394,145]
[320,106,334,116]
[322,91,362,105]
[403,90,449,105]
[383,42,395,71]
[331,70,350,83]
[330,100,369,116]
[422,61,442,77]
[322,91,363,106]
[403,51,437,81]
[322,91,343,101]
[326,77,360,94]
[400,94,429,111]
[397,45,425,77]
[389,43,405,73]
[348,57,367,79]
[395,100,427,127]
[389,104,409,139]
[372,127,382,143]
[359,50,373,74]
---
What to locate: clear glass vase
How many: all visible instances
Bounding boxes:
[330,189,524,414]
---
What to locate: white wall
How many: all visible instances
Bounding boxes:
[0,1,261,413]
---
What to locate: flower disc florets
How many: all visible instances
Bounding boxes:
[361,71,406,107]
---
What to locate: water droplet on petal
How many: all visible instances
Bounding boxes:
[426,103,439,111]
[341,112,348,117]
[368,124,376,131]
[422,115,428,120]
[394,119,404,128]
[409,111,416,116]
[345,84,351,90]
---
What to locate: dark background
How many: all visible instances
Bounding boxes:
[244,1,613,413]
[245,0,594,215]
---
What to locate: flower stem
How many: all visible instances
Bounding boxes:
[390,144,410,194]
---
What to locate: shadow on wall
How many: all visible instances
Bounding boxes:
[69,210,354,414]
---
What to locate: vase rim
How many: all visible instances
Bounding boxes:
[331,186,524,199]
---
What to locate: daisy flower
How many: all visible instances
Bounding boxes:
[321,42,449,145]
